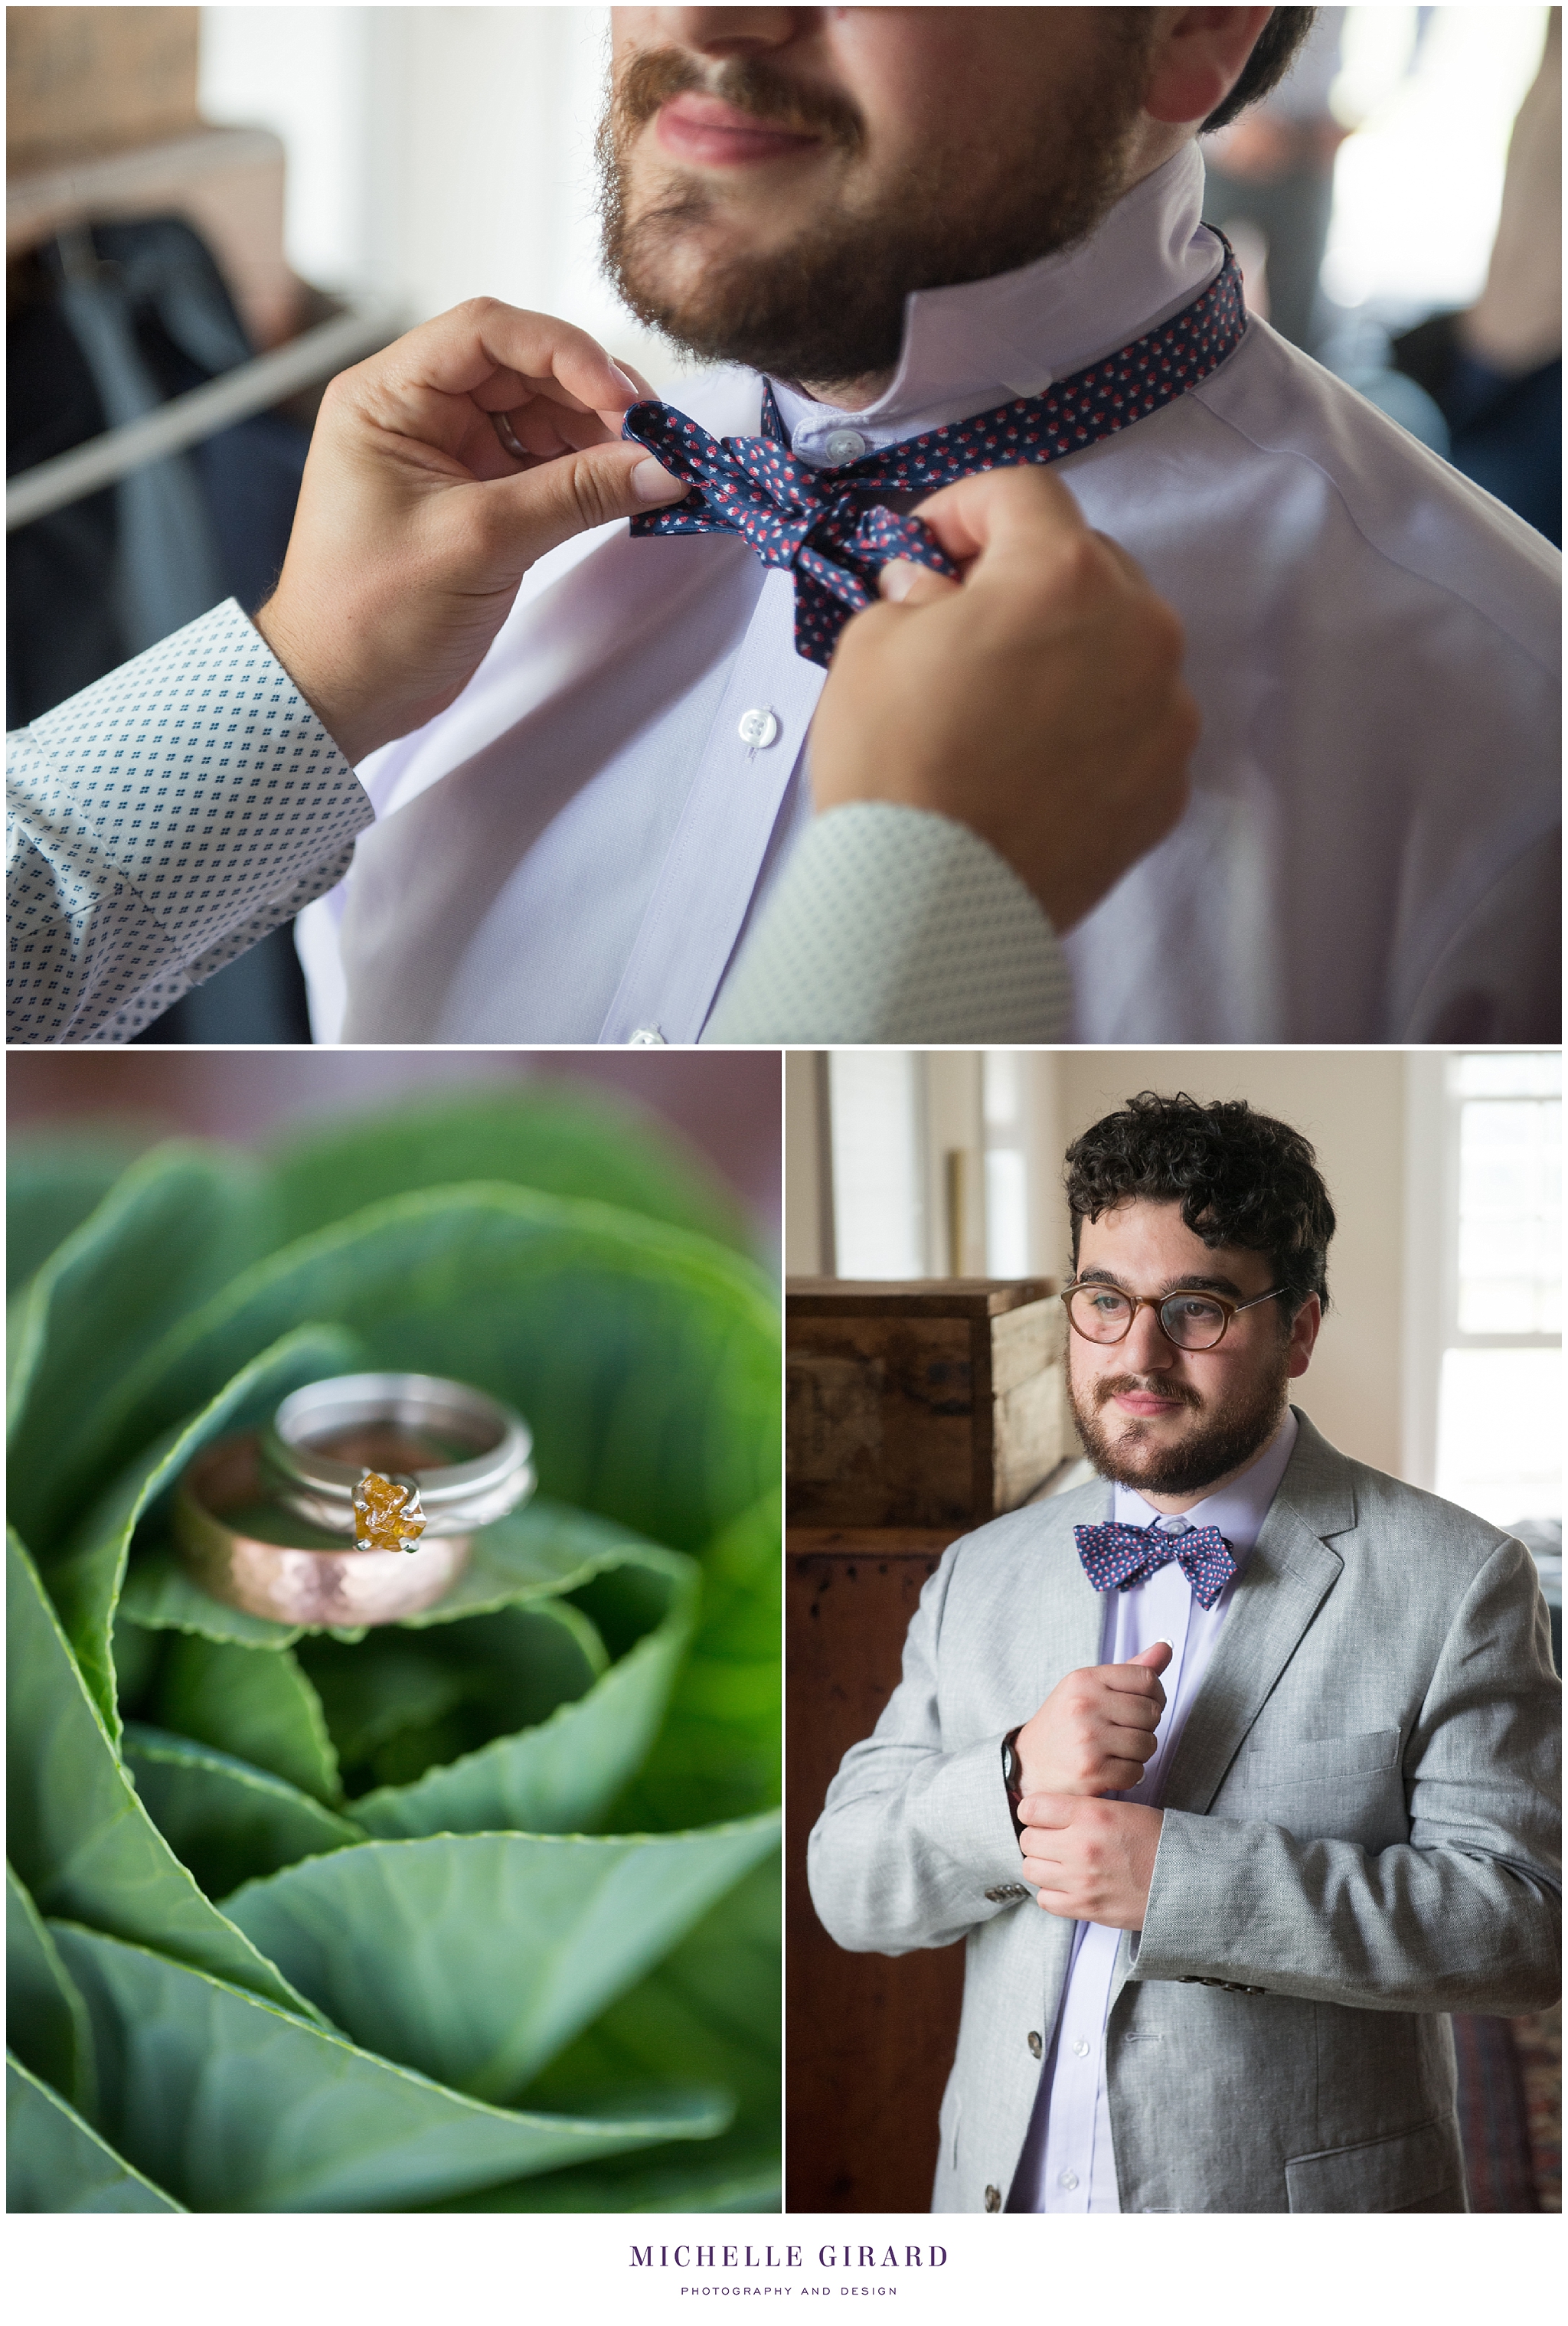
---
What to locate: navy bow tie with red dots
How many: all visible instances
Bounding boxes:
[1075,1517,1238,1611]
[622,241,1245,667]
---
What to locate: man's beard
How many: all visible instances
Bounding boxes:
[1068,1344,1292,1499]
[597,35,1153,387]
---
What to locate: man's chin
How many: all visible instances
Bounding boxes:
[1071,1387,1288,1501]
[1092,1420,1199,1485]
[620,175,844,285]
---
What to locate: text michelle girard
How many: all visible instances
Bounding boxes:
[630,2245,949,2273]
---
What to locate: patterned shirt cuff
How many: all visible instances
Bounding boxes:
[8,599,371,1043]
[705,801,1073,1042]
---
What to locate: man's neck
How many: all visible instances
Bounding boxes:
[794,125,1193,411]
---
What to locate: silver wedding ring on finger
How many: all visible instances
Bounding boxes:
[490,407,530,462]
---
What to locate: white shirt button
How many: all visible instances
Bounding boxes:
[1072,2038,1090,2058]
[737,707,779,750]
[823,428,867,463]
[1058,2170,1080,2191]
[628,1025,665,1046]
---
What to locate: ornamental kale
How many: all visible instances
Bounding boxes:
[7,1089,780,2213]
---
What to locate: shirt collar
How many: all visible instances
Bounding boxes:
[1113,1405,1299,1563]
[769,142,1222,467]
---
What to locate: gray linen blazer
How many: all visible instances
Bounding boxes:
[806,1410,1561,2213]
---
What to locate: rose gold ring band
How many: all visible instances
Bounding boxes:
[173,1433,472,1629]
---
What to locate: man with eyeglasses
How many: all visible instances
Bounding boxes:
[807,1090,1560,2213]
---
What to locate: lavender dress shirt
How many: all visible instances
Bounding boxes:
[302,139,1557,1044]
[1009,1409,1300,2213]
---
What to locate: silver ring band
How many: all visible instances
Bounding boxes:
[491,407,530,462]
[261,1372,534,1538]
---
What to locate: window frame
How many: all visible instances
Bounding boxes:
[1402,1049,1560,1504]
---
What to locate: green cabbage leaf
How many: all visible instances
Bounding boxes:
[6,1089,780,2211]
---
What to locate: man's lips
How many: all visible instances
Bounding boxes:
[1111,1391,1192,1417]
[655,92,824,169]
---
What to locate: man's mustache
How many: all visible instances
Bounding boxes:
[1094,1374,1204,1413]
[612,46,866,155]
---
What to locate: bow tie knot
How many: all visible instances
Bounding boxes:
[1074,1517,1238,1611]
[622,240,1246,666]
[622,399,958,665]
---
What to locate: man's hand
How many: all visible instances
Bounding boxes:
[254,300,685,764]
[1014,1640,1171,1798]
[1018,1795,1165,1930]
[809,467,1199,932]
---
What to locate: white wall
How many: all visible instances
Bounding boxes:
[199,5,676,379]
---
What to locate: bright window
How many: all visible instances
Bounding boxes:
[983,1051,1029,1279]
[1409,1052,1561,1528]
[826,1052,925,1279]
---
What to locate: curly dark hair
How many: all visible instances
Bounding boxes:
[1064,1091,1335,1318]
[1201,8,1319,135]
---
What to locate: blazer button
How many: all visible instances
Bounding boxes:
[1027,2031,1043,2058]
[985,2185,1001,2213]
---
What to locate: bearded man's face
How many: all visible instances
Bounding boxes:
[1064,1198,1318,1504]
[599,8,1157,392]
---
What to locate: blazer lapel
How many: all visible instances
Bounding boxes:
[1022,1482,1115,2019]
[1155,1412,1352,1815]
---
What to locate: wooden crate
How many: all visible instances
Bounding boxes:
[786,1278,1064,1530]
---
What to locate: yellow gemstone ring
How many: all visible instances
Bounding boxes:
[172,1376,532,1628]
[352,1468,427,1555]
[260,1373,534,1544]
[172,1434,471,1627]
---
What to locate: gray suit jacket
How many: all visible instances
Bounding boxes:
[806,1410,1561,2213]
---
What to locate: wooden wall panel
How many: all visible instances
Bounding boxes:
[786,1531,965,2213]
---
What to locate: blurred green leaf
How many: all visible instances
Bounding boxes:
[619,1491,781,1831]
[8,2054,184,2212]
[355,1552,697,1839]
[223,1813,779,2103]
[299,1599,604,1794]
[399,1496,674,1625]
[7,1532,314,2017]
[8,1864,96,2115]
[122,1727,364,1900]
[8,1142,273,1547]
[466,1851,782,2213]
[47,1325,359,1730]
[268,1085,753,1261]
[118,1557,304,1649]
[6,1129,162,1295]
[150,1633,341,1805]
[34,1187,779,1563]
[53,1924,730,2213]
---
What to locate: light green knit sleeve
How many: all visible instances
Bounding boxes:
[704,802,1072,1043]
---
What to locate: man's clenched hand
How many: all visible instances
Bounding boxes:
[1014,1639,1171,1798]
[1018,1795,1165,1930]
[254,301,685,765]
[809,466,1199,933]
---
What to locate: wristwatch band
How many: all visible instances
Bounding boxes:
[1001,1725,1025,1838]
